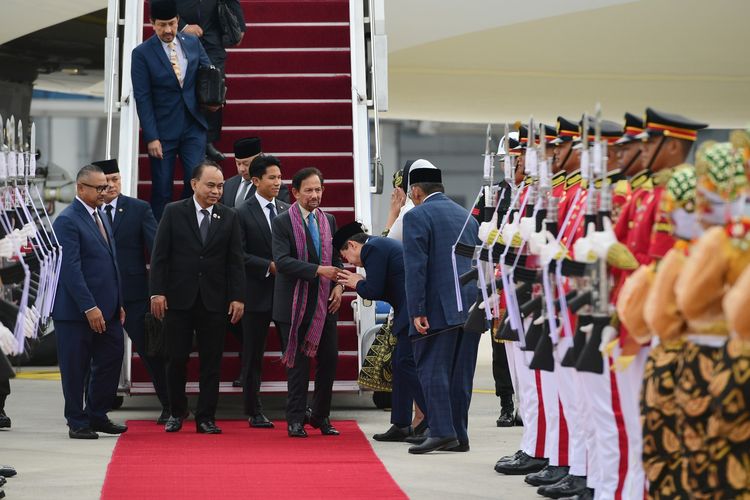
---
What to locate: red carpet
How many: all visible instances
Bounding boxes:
[101,420,406,499]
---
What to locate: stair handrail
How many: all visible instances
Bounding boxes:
[366,0,384,194]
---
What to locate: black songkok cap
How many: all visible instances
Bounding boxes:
[333,221,367,251]
[554,117,579,144]
[408,166,442,185]
[615,112,645,145]
[150,0,178,20]
[233,137,262,159]
[92,159,119,175]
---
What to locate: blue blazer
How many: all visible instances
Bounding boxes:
[402,193,479,336]
[356,237,409,336]
[52,199,123,322]
[109,195,157,302]
[131,33,211,144]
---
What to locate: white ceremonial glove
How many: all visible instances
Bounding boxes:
[0,323,17,356]
[0,238,12,259]
[573,223,597,263]
[590,217,617,260]
[599,325,618,353]
[501,213,519,247]
[528,230,547,256]
[23,306,39,338]
[479,292,501,311]
[540,233,566,265]
[519,216,536,241]
[478,221,494,244]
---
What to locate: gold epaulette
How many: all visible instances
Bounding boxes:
[565,171,582,189]
[524,176,534,186]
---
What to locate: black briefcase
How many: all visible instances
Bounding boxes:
[217,0,243,47]
[196,65,226,107]
[144,313,166,357]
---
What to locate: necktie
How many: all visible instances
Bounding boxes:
[236,180,249,204]
[168,41,183,86]
[266,202,277,225]
[199,209,210,243]
[307,212,320,255]
[105,205,114,225]
[94,210,108,243]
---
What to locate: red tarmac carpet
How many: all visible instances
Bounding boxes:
[100,420,406,499]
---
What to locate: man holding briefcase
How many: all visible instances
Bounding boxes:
[131,0,220,220]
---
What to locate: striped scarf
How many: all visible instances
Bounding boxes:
[281,203,333,368]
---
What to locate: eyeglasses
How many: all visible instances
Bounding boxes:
[80,182,110,193]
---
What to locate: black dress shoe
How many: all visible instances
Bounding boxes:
[165,416,183,432]
[287,422,308,438]
[0,466,15,478]
[538,474,588,499]
[495,449,524,466]
[309,415,339,436]
[91,420,128,434]
[557,487,593,500]
[525,465,570,486]
[0,488,5,498]
[408,436,459,455]
[303,407,313,425]
[494,452,548,475]
[373,424,411,442]
[249,413,274,428]
[69,427,98,440]
[156,408,171,425]
[496,407,515,427]
[232,378,242,388]
[515,415,524,426]
[405,428,429,444]
[444,442,470,452]
[206,142,226,162]
[412,419,428,435]
[0,410,10,429]
[0,475,6,486]
[196,421,222,434]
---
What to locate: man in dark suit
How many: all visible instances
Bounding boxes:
[176,0,245,162]
[272,167,343,438]
[335,223,427,442]
[401,161,480,454]
[236,155,290,428]
[131,0,217,220]
[222,137,291,207]
[52,164,127,439]
[150,160,245,434]
[96,159,169,424]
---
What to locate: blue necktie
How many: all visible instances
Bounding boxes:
[307,212,320,255]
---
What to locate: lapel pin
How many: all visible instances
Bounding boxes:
[118,208,123,212]
[212,212,220,220]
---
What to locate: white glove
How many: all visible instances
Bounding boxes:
[540,234,566,265]
[0,238,12,258]
[501,213,519,247]
[590,217,617,259]
[528,230,547,256]
[23,306,39,338]
[599,325,618,353]
[478,221,494,244]
[519,216,536,241]
[0,323,17,356]
[479,292,501,311]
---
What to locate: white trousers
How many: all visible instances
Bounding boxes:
[511,341,544,457]
[555,336,587,476]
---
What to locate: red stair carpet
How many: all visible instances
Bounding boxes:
[100,420,406,499]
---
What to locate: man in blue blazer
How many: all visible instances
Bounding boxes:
[96,159,169,424]
[52,164,127,439]
[131,0,216,220]
[401,161,480,454]
[335,222,427,442]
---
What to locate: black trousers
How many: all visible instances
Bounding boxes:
[241,310,274,416]
[277,316,338,424]
[0,378,9,409]
[165,294,227,423]
[491,337,514,399]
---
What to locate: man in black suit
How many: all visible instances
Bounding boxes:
[175,0,245,162]
[236,155,290,428]
[150,160,245,434]
[272,167,343,438]
[222,137,291,207]
[96,159,169,424]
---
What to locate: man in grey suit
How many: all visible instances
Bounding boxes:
[272,167,343,438]
[236,155,290,428]
[223,137,290,207]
